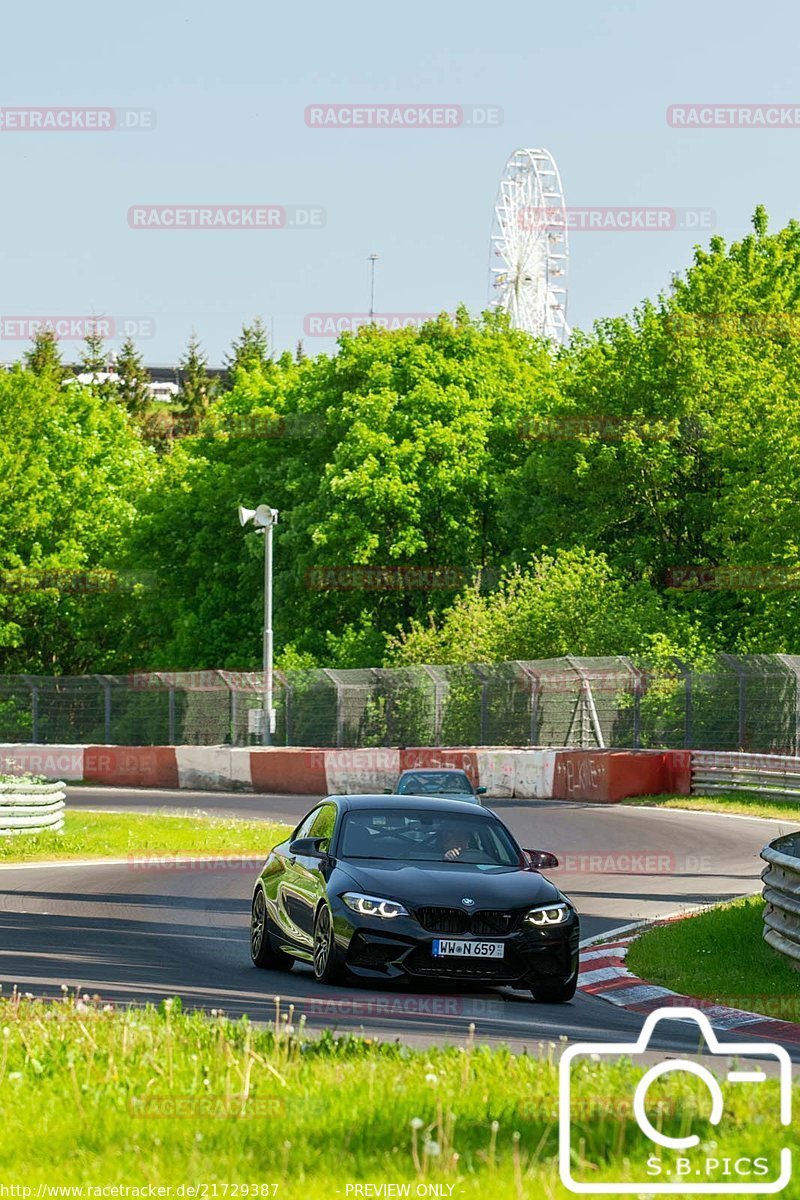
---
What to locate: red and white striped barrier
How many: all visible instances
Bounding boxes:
[0,743,693,801]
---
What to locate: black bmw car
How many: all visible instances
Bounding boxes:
[250,795,579,1002]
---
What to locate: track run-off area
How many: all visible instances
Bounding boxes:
[0,786,794,1059]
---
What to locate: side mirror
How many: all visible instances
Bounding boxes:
[476,786,487,795]
[289,837,327,857]
[524,848,559,871]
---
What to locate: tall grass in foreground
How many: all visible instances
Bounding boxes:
[0,991,796,1197]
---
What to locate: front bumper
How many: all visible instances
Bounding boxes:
[331,902,580,987]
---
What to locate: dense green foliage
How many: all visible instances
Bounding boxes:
[3,210,800,673]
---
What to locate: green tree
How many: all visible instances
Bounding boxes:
[79,328,109,376]
[124,310,560,668]
[389,549,706,666]
[0,369,154,673]
[115,337,151,418]
[510,210,800,655]
[179,334,213,421]
[24,329,63,379]
[223,318,271,387]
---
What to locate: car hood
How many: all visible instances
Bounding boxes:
[334,859,563,908]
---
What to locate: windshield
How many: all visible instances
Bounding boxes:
[339,808,520,866]
[397,770,474,795]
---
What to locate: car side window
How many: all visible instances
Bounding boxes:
[292,809,321,840]
[307,803,337,846]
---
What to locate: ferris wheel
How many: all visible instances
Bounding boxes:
[488,148,570,345]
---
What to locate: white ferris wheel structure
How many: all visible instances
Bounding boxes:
[489,148,570,345]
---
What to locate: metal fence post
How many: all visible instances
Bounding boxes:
[633,680,641,749]
[169,688,177,744]
[670,657,693,749]
[284,679,292,746]
[470,666,489,745]
[322,669,344,747]
[565,657,605,748]
[22,676,40,743]
[619,656,642,749]
[421,666,444,745]
[721,654,747,750]
[776,654,800,754]
[517,663,540,746]
[529,675,539,745]
[95,676,112,744]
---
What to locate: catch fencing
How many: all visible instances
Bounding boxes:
[2,653,800,750]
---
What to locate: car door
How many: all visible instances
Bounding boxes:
[278,803,337,947]
[272,808,319,944]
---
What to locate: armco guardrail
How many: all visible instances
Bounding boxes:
[761,832,800,969]
[0,780,66,836]
[692,750,800,802]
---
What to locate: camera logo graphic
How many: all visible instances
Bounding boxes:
[559,1007,792,1194]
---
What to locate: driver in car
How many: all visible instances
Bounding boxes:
[441,823,468,861]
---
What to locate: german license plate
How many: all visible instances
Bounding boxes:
[432,939,504,959]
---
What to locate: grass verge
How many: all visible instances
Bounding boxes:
[0,993,795,1196]
[626,894,800,1022]
[0,811,290,864]
[621,790,800,822]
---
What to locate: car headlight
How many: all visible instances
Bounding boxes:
[524,902,571,926]
[341,892,408,919]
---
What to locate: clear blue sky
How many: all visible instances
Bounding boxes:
[2,0,799,365]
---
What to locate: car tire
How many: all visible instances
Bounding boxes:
[312,903,347,985]
[250,887,294,971]
[530,969,578,1003]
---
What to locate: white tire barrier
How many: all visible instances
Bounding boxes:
[0,781,66,836]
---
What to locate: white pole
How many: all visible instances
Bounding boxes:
[263,521,273,746]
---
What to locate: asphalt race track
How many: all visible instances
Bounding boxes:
[0,786,796,1059]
